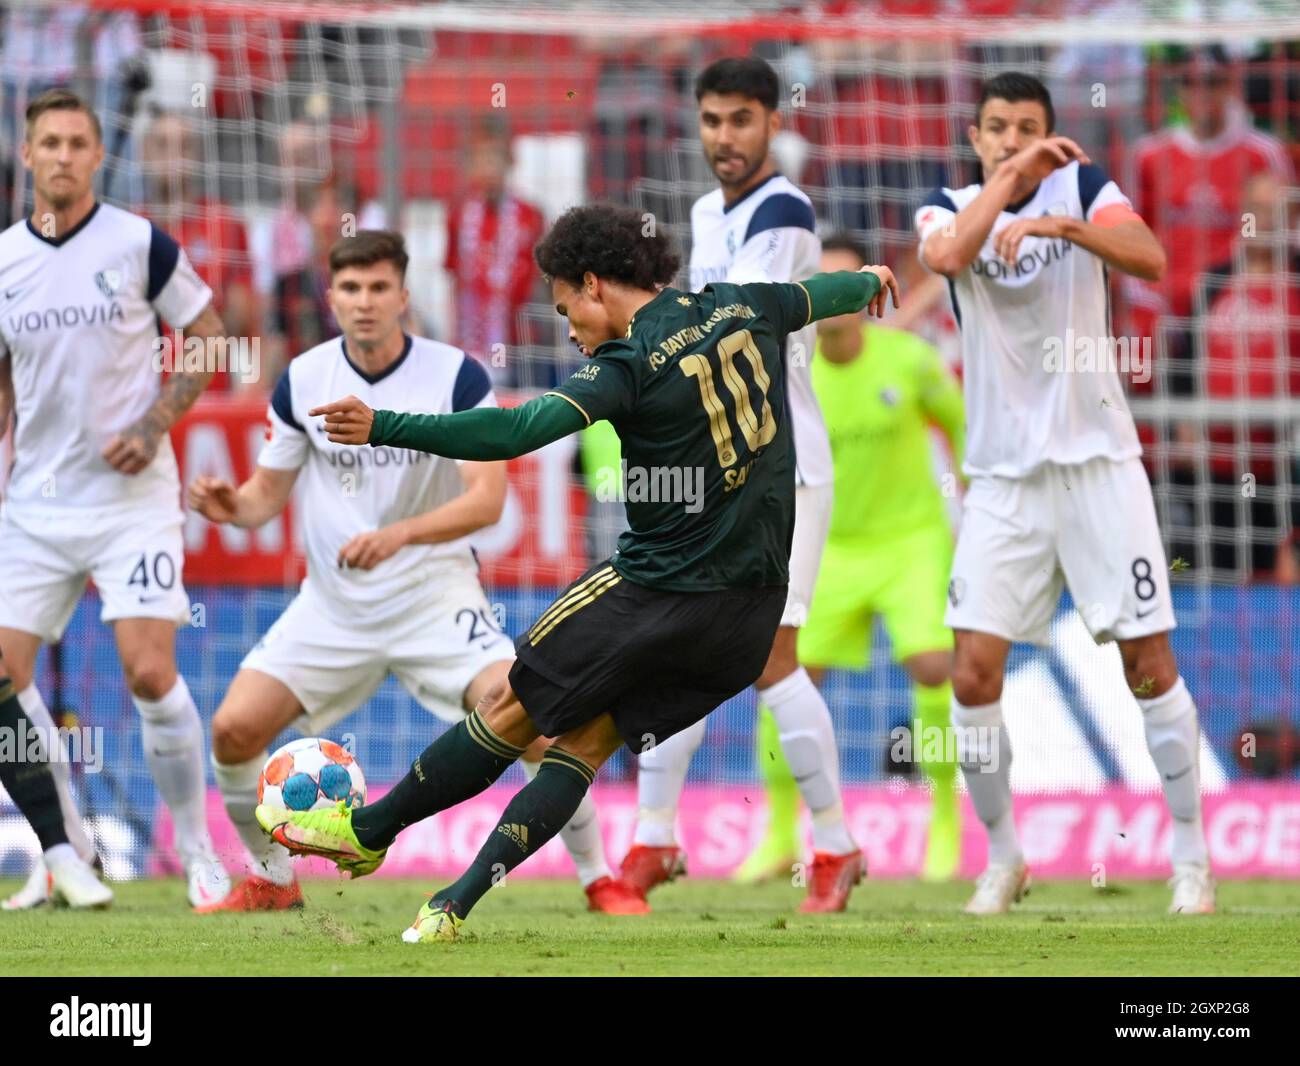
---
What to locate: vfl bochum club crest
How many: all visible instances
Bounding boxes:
[94,269,121,298]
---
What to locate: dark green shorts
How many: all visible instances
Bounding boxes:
[510,560,785,753]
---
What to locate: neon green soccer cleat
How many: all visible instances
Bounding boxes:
[402,900,463,943]
[255,801,387,878]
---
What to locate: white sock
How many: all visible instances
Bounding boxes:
[1138,677,1209,868]
[952,697,1022,866]
[132,676,213,862]
[633,717,706,848]
[18,684,96,864]
[522,757,610,886]
[761,668,856,855]
[212,751,295,885]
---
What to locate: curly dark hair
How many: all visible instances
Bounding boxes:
[534,204,681,291]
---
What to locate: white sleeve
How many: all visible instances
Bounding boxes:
[915,191,956,243]
[258,370,309,470]
[915,189,958,274]
[147,224,214,329]
[724,192,818,284]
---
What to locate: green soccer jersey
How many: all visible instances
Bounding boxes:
[552,282,813,591]
[812,324,964,544]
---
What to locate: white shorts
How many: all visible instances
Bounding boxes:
[783,482,833,628]
[0,506,190,642]
[241,567,514,735]
[946,456,1176,646]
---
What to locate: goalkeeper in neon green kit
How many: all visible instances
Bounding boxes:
[740,234,965,883]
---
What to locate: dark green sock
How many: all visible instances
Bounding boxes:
[0,678,70,851]
[351,710,525,851]
[435,748,594,919]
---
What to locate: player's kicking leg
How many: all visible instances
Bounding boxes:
[459,660,644,916]
[0,650,111,909]
[0,626,103,910]
[113,618,229,909]
[253,679,604,940]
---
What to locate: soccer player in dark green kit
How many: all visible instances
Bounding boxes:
[255,204,897,941]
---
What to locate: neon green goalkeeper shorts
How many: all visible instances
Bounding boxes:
[798,521,954,668]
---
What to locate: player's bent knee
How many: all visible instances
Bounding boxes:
[951,660,1002,706]
[0,631,40,691]
[479,683,539,750]
[905,650,953,689]
[554,715,622,770]
[1119,634,1178,696]
[123,659,179,701]
[211,706,271,766]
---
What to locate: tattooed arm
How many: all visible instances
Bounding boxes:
[101,301,226,476]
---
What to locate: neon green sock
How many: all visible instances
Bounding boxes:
[914,679,960,879]
[756,702,799,851]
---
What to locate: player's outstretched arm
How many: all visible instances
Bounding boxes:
[188,466,299,528]
[800,266,899,321]
[922,136,1090,278]
[309,392,587,460]
[102,301,226,475]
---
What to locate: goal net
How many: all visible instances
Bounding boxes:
[1,0,1298,884]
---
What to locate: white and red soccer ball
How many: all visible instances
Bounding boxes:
[258,737,366,812]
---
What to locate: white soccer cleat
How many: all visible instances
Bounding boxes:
[1168,863,1216,915]
[2,859,53,910]
[185,851,232,910]
[45,852,113,909]
[964,862,1031,915]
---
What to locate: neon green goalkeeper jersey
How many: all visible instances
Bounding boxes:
[812,325,964,543]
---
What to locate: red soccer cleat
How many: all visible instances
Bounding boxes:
[618,844,687,900]
[585,875,652,915]
[797,850,865,914]
[193,876,304,914]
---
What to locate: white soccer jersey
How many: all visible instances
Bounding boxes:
[690,173,832,487]
[0,202,212,512]
[916,161,1142,477]
[259,335,496,626]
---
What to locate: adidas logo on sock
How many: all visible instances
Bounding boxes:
[497,823,529,852]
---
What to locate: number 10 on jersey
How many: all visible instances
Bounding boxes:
[679,329,776,468]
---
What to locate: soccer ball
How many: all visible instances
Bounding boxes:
[258,737,366,812]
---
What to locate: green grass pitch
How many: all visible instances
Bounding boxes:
[3,877,1297,976]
